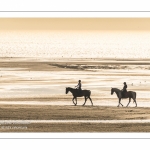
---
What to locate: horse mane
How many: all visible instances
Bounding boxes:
[112,88,121,92]
[66,87,73,89]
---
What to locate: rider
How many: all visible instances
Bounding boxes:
[122,82,127,97]
[75,80,82,93]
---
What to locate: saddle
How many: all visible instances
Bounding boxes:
[76,88,82,95]
[121,91,127,98]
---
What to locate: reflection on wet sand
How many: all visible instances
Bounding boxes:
[0,58,150,99]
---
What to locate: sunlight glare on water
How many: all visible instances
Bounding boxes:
[0,31,150,58]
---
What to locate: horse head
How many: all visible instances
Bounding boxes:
[66,87,70,94]
[111,88,114,95]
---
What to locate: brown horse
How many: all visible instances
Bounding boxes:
[111,88,137,107]
[66,87,93,106]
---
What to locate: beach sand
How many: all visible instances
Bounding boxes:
[0,57,150,132]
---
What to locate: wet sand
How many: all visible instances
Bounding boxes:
[0,105,150,132]
[0,57,150,132]
[1,104,150,120]
[0,98,150,107]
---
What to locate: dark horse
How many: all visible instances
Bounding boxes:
[111,88,137,107]
[66,87,93,106]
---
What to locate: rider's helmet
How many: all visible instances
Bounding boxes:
[79,80,81,82]
[123,82,126,84]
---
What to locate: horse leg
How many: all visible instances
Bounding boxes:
[88,96,93,106]
[120,98,123,107]
[75,98,77,106]
[118,98,123,107]
[117,98,121,107]
[126,98,131,107]
[133,98,137,107]
[83,96,87,106]
[117,98,120,107]
[132,93,137,107]
[72,97,75,105]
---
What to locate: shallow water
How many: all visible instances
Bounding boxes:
[0,69,149,99]
[0,31,150,58]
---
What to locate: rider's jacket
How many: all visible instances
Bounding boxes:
[122,84,127,92]
[76,82,82,90]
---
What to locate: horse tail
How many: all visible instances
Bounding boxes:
[88,90,91,96]
[133,92,136,103]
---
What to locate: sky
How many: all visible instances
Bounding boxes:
[0,18,150,31]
